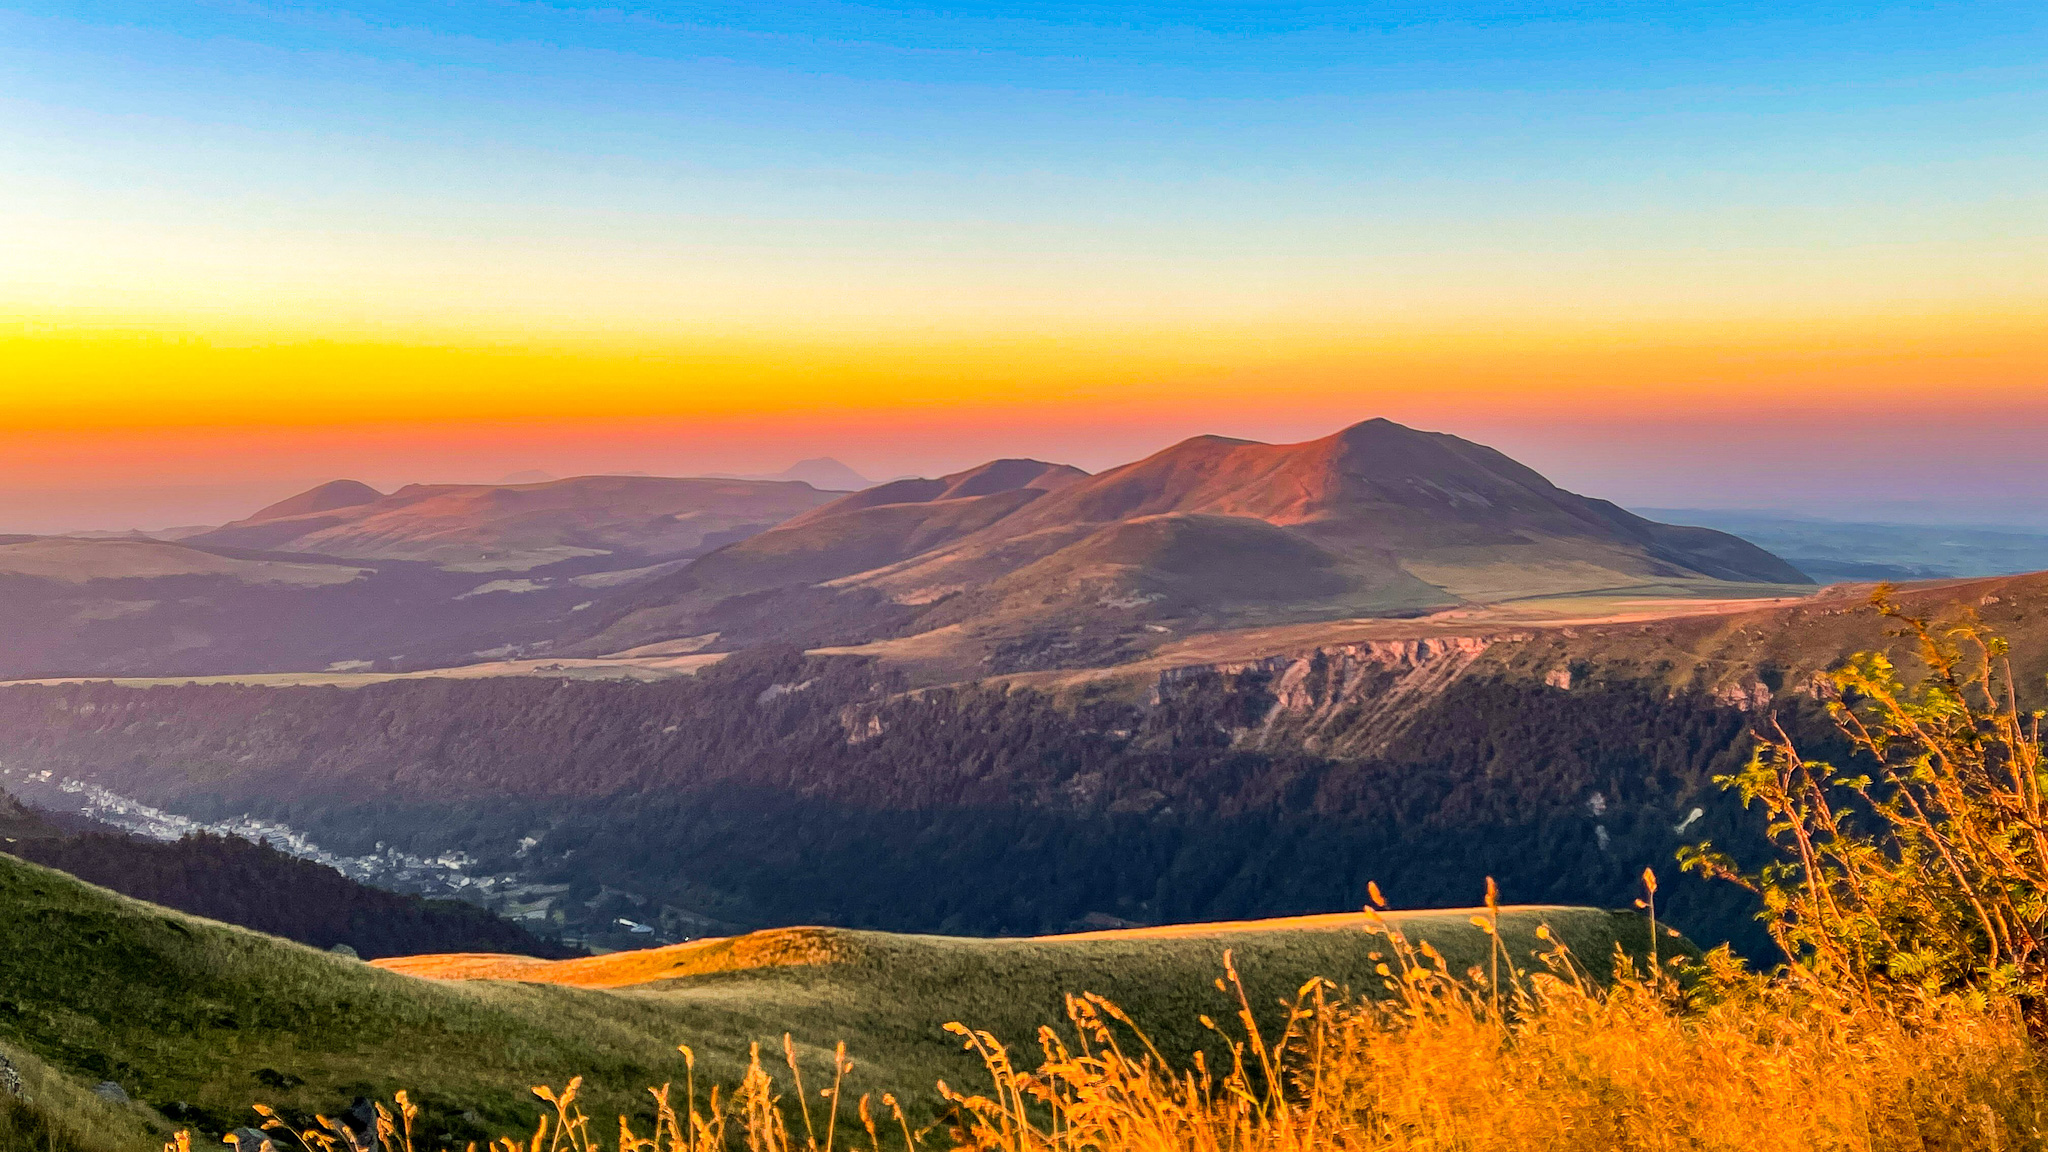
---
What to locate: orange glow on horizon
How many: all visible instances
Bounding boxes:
[6,310,2045,436]
[6,309,2044,533]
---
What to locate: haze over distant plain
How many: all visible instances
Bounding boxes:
[2,2,2043,531]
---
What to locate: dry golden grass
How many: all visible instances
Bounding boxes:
[236,901,2048,1152]
[374,928,848,989]
[1034,905,1589,943]
[933,962,2048,1152]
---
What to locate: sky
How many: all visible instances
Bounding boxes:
[1,1,2044,531]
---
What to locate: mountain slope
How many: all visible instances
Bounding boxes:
[868,419,1804,604]
[0,537,366,586]
[1,791,569,960]
[242,479,383,523]
[192,475,838,571]
[0,476,846,678]
[0,848,1648,1151]
[575,420,1805,665]
[584,458,1089,648]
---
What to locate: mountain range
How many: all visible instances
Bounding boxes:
[708,456,879,491]
[188,474,836,570]
[571,419,1806,671]
[0,475,840,677]
[6,417,2047,1151]
[0,419,1806,680]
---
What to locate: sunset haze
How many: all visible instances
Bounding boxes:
[3,2,2044,529]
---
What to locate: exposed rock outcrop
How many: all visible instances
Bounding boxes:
[1711,679,1775,711]
[1158,633,1529,756]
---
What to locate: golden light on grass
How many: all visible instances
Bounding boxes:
[234,907,2048,1152]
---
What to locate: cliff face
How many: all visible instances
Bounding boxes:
[1157,634,1529,756]
[1146,619,1835,760]
[1138,571,2048,765]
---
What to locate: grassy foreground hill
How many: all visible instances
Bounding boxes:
[0,849,1655,1151]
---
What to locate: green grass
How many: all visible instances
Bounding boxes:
[0,852,1657,1150]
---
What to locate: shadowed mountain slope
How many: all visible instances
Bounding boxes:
[574,420,1805,664]
[0,790,566,960]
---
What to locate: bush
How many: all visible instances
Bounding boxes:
[1683,593,2048,1023]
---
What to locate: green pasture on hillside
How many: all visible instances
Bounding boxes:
[0,852,1658,1151]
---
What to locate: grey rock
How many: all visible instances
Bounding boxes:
[329,943,361,960]
[0,1051,23,1099]
[92,1080,128,1104]
[225,1127,279,1151]
[336,1096,379,1151]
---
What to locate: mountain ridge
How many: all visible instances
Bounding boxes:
[191,474,839,571]
[243,479,383,524]
[572,418,1807,665]
[710,457,878,491]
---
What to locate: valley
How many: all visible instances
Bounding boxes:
[0,789,563,963]
[1,420,2013,963]
[3,416,2040,1150]
[12,7,2038,1146]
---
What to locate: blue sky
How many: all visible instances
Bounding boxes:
[1,2,2045,530]
[9,2,2042,209]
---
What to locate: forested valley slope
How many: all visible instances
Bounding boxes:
[19,570,2037,957]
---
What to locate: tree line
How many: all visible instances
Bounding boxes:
[0,648,1828,955]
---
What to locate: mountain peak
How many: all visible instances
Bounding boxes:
[764,458,875,491]
[1331,416,1410,440]
[244,480,383,524]
[933,458,1090,500]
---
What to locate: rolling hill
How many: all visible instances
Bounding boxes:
[0,849,1653,1152]
[0,425,1808,681]
[0,536,579,679]
[573,419,1808,669]
[191,475,838,571]
[581,458,1091,652]
[0,475,843,678]
[0,537,366,586]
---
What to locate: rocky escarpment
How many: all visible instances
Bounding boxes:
[1144,609,1864,759]
[1156,634,1531,756]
